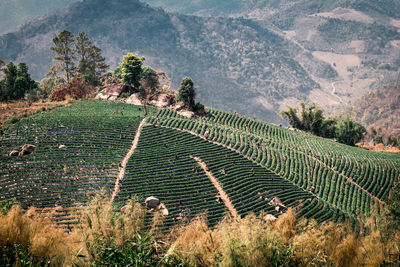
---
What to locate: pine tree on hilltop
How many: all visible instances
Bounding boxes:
[178,77,196,110]
[75,32,109,86]
[50,30,75,83]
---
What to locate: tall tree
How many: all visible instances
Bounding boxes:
[86,45,109,85]
[75,32,92,77]
[121,53,145,89]
[50,30,75,82]
[178,77,196,110]
[139,66,160,115]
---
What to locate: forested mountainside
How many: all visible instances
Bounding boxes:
[341,82,400,136]
[144,0,400,110]
[0,0,78,34]
[1,0,400,123]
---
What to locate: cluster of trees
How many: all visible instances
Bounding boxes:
[117,53,199,113]
[43,30,108,93]
[280,102,366,146]
[41,30,109,101]
[0,30,109,102]
[0,62,38,101]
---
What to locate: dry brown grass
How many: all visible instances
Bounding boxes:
[1,195,400,266]
[167,211,292,266]
[0,205,80,265]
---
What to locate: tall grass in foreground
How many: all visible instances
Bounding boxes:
[0,194,399,266]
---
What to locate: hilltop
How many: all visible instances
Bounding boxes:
[1,0,400,124]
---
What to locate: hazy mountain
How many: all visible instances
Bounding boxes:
[0,0,79,34]
[144,0,400,111]
[1,0,400,123]
[340,82,400,136]
[0,0,324,124]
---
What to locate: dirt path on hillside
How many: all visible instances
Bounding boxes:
[110,117,147,203]
[193,156,239,219]
[331,82,343,102]
[156,124,372,219]
[199,121,385,205]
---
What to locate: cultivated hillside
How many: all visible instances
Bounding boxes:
[1,100,399,228]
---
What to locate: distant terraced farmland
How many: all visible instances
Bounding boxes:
[1,100,399,227]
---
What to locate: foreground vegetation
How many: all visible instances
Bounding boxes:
[1,192,400,266]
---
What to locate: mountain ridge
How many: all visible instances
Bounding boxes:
[1,0,399,123]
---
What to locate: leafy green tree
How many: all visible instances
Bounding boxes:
[50,30,75,82]
[178,77,196,109]
[0,62,37,101]
[335,116,366,146]
[1,62,18,100]
[121,53,145,89]
[280,106,302,130]
[140,66,159,95]
[280,102,326,135]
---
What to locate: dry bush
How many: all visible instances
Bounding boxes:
[0,205,79,266]
[291,220,359,266]
[73,192,164,266]
[167,212,291,266]
[274,208,297,243]
[50,76,94,101]
[166,213,215,266]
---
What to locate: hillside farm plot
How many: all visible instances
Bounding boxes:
[116,126,348,228]
[149,108,400,222]
[1,100,399,227]
[0,101,147,224]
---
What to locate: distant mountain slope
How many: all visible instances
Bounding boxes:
[0,0,79,34]
[1,0,400,123]
[0,0,323,124]
[144,0,400,111]
[340,82,400,136]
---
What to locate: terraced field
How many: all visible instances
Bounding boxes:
[1,100,399,227]
[0,101,147,226]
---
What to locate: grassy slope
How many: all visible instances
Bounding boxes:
[1,100,399,227]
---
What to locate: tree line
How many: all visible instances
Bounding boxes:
[280,102,366,146]
[0,30,108,101]
[1,29,198,110]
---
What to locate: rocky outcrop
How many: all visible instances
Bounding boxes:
[95,84,134,100]
[126,93,143,105]
[9,150,19,156]
[269,197,287,212]
[150,94,172,107]
[18,144,36,156]
[177,110,195,118]
[145,196,160,210]
[264,214,277,221]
